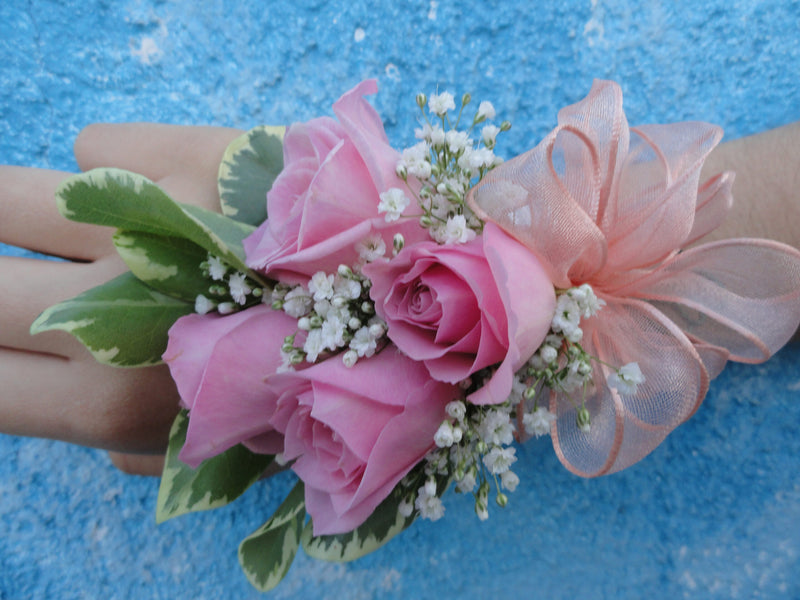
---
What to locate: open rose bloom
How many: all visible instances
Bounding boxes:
[163,78,800,543]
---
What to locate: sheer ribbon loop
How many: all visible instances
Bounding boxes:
[468,79,800,477]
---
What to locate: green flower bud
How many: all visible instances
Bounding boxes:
[393,233,405,254]
[478,480,491,499]
[577,407,591,432]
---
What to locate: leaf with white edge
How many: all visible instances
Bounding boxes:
[238,481,305,592]
[56,168,258,276]
[178,203,259,275]
[301,490,416,562]
[113,231,212,302]
[218,125,285,226]
[156,410,275,523]
[30,272,192,367]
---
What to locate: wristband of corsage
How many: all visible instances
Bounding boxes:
[31,79,800,592]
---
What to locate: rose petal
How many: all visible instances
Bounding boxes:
[333,79,403,194]
[469,224,556,404]
[163,306,297,467]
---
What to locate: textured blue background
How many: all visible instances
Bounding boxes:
[1,1,799,598]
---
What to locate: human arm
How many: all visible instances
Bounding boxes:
[700,121,800,249]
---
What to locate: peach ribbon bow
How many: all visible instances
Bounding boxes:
[468,80,800,477]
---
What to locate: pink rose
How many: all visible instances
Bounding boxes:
[244,79,425,282]
[163,305,298,468]
[364,223,555,404]
[266,347,457,535]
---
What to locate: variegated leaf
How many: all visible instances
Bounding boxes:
[30,272,192,367]
[156,410,275,523]
[113,231,211,302]
[217,125,285,226]
[301,491,416,562]
[238,481,305,592]
[56,168,258,276]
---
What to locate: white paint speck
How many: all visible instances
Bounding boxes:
[428,0,438,20]
[130,36,163,65]
[385,63,400,81]
[354,27,366,42]
[583,0,606,47]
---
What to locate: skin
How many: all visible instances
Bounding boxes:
[0,124,242,475]
[1,122,798,476]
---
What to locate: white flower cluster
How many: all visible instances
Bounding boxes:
[194,254,264,315]
[393,91,510,245]
[520,285,606,400]
[400,399,522,523]
[518,283,644,433]
[271,264,387,370]
[608,362,645,396]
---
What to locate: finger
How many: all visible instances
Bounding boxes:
[74,123,242,190]
[0,255,125,356]
[108,451,165,476]
[0,348,73,441]
[0,166,115,260]
[0,347,180,452]
[158,171,227,213]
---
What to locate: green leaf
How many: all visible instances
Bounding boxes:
[217,125,285,226]
[113,231,211,302]
[56,168,257,274]
[238,481,305,592]
[156,410,275,523]
[30,272,192,367]
[301,490,416,562]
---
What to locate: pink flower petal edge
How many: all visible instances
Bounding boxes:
[163,306,297,468]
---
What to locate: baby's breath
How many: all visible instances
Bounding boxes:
[193,254,267,315]
[394,90,510,244]
[513,284,645,435]
[275,253,388,370]
[396,396,520,524]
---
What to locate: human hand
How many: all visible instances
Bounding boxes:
[0,123,242,475]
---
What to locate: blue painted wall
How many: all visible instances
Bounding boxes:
[1,1,799,598]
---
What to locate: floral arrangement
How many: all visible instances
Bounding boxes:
[32,79,800,592]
